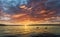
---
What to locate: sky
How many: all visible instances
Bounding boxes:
[0,0,60,25]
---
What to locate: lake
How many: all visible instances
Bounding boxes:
[0,26,60,37]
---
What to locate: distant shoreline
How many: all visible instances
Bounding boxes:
[0,24,60,26]
[0,25,23,26]
[28,24,60,26]
[0,24,23,26]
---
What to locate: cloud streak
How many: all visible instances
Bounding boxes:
[0,0,60,25]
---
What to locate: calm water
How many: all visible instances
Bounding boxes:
[0,26,60,37]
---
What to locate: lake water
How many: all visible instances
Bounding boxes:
[0,26,60,37]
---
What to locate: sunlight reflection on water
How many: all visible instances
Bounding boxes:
[0,26,60,36]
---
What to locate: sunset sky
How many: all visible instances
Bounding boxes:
[0,0,60,25]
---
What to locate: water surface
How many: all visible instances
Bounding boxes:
[0,26,60,37]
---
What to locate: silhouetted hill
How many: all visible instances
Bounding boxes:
[28,24,60,26]
[0,24,23,26]
[0,24,6,26]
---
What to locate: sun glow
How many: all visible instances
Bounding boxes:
[0,0,60,26]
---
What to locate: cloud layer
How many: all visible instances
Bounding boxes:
[0,0,60,25]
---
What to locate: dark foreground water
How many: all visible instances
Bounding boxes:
[0,26,60,37]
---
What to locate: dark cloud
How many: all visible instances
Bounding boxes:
[0,0,60,22]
